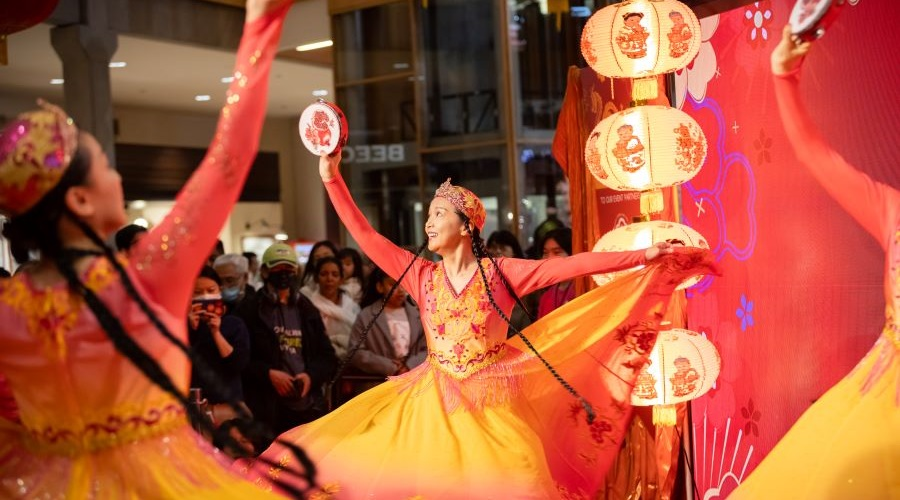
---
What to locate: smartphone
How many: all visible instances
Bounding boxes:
[191,297,224,319]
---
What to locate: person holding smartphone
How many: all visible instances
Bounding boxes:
[188,266,252,425]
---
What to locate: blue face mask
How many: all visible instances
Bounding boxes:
[221,286,241,303]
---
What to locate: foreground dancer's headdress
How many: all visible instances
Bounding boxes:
[434,178,486,231]
[0,100,79,217]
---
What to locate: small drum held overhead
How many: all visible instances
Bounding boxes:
[298,99,348,156]
[789,0,845,42]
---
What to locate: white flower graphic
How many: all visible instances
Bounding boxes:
[744,2,773,42]
[674,15,719,109]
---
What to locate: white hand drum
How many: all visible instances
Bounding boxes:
[298,99,349,156]
[789,0,845,42]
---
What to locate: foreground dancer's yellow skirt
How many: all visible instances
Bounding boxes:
[730,325,900,499]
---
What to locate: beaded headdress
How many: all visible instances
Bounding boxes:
[434,178,486,231]
[0,100,79,217]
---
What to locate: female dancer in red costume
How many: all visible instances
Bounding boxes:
[730,25,899,499]
[240,149,716,498]
[0,1,312,497]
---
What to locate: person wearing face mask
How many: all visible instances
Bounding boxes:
[235,243,338,442]
[214,253,256,313]
[187,266,252,426]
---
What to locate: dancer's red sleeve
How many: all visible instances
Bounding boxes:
[774,70,899,248]
[324,175,423,299]
[499,250,647,297]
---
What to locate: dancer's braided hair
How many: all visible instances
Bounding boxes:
[461,215,597,424]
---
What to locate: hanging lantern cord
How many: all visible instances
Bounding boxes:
[674,424,702,500]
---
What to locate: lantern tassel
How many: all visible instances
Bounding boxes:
[640,188,664,216]
[653,404,679,427]
[632,76,659,102]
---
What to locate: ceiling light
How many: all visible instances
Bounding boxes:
[295,40,333,52]
[50,78,64,85]
[312,89,328,97]
[109,61,127,68]
[129,199,147,210]
[221,76,234,83]
[194,95,211,102]
[274,231,289,241]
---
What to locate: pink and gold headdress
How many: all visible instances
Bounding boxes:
[434,178,486,231]
[0,100,79,217]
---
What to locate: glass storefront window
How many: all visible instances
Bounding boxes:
[518,145,570,255]
[333,2,413,83]
[336,79,417,145]
[346,165,421,252]
[420,0,501,142]
[510,2,591,134]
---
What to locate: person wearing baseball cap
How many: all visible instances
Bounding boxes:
[235,242,337,442]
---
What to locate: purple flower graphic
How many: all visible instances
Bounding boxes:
[736,294,754,331]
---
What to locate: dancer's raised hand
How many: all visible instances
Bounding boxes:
[771,25,812,75]
[644,241,674,262]
[320,150,343,182]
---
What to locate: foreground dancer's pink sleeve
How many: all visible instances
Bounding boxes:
[323,175,424,297]
[499,250,647,297]
[127,6,290,317]
[774,70,900,246]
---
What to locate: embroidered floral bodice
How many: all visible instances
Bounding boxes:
[423,260,506,379]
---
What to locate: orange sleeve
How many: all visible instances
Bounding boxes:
[129,5,291,318]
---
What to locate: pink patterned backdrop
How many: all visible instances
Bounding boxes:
[676,1,899,497]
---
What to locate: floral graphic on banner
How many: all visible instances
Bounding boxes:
[744,2,773,46]
[740,398,763,437]
[753,129,772,165]
[736,294,755,331]
[674,15,720,109]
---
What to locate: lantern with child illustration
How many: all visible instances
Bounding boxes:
[631,327,720,425]
[585,105,707,214]
[581,0,702,79]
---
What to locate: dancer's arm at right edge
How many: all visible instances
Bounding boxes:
[772,25,899,248]
[319,151,422,292]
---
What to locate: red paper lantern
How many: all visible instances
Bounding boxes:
[0,1,60,36]
[0,1,60,65]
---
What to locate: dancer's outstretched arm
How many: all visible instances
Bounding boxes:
[772,25,899,247]
[130,0,293,318]
[497,243,677,297]
[319,152,423,294]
